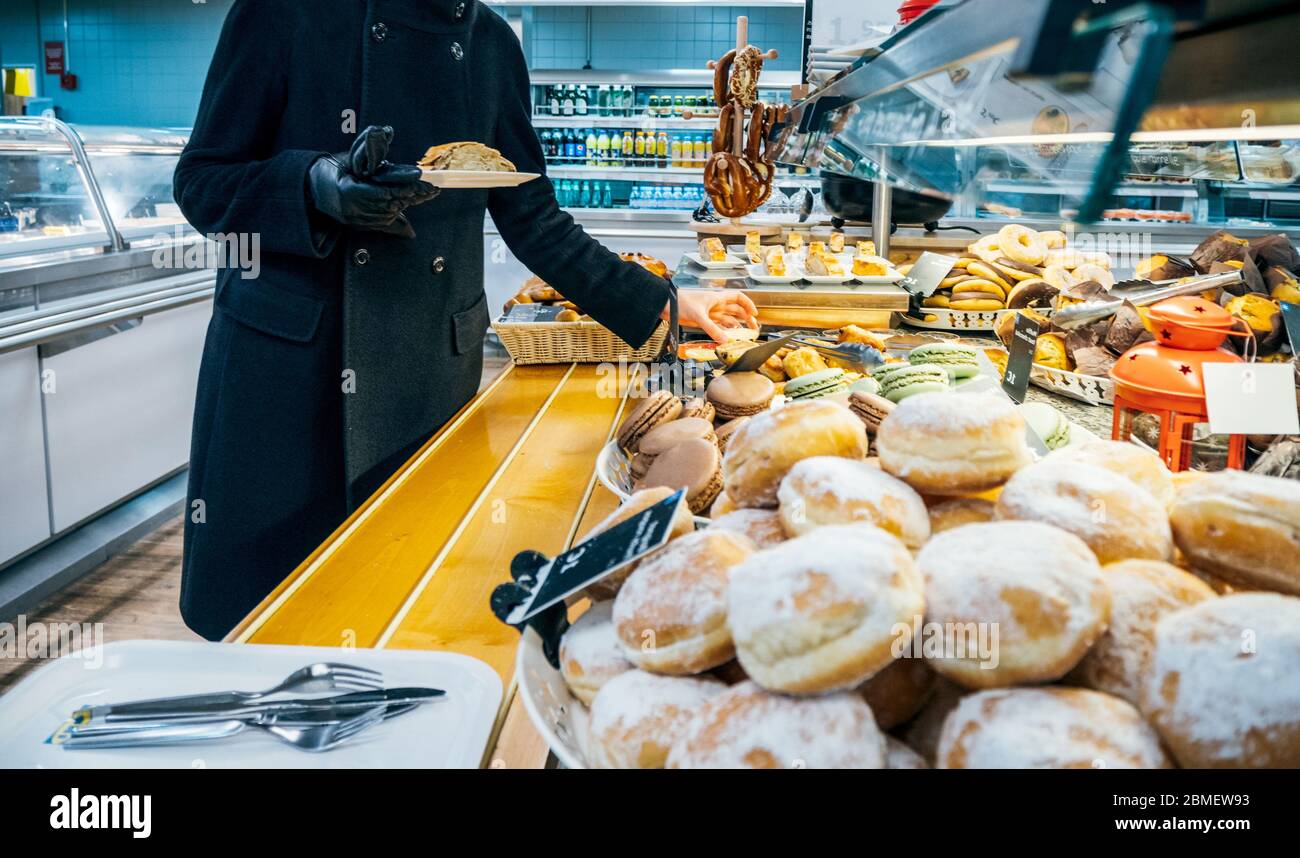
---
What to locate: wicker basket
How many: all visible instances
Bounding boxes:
[491,318,669,365]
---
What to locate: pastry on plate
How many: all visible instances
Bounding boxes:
[419,141,516,171]
[762,245,787,276]
[852,254,891,278]
[744,230,762,264]
[805,253,845,277]
[699,236,727,263]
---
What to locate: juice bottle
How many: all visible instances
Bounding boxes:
[670,135,682,168]
[596,130,610,167]
[609,131,622,167]
[692,134,707,167]
[585,129,597,166]
[633,131,647,167]
[621,129,634,164]
[656,132,669,168]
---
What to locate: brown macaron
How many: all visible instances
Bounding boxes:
[617,389,682,452]
[705,372,776,420]
[639,417,718,458]
[848,391,895,435]
[637,438,723,514]
[714,417,751,454]
[629,451,654,483]
[680,396,717,423]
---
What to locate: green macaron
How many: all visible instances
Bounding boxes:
[785,368,849,400]
[849,376,881,396]
[877,364,951,403]
[908,344,982,380]
[1021,401,1072,450]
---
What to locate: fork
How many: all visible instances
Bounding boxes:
[79,662,384,723]
[255,707,389,752]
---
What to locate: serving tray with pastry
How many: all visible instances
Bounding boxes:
[418,140,540,188]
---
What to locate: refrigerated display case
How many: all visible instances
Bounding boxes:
[0,117,211,580]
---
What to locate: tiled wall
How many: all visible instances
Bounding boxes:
[528,5,803,71]
[0,2,803,126]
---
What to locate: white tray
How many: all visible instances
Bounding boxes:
[1031,364,1116,405]
[686,252,748,270]
[0,640,502,769]
[900,307,1021,332]
[420,169,539,188]
[515,628,590,769]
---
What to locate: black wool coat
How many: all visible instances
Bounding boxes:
[174,0,672,640]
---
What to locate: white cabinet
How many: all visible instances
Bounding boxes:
[41,300,211,533]
[0,347,51,564]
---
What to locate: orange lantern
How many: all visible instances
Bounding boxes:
[1109,296,1252,472]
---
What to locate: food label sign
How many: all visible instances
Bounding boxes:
[44,42,64,75]
[1001,313,1041,403]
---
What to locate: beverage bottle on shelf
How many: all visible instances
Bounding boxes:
[672,95,684,116]
[561,85,574,116]
[548,86,560,116]
[601,182,613,208]
[609,131,623,167]
[621,129,634,165]
[669,135,681,168]
[559,129,573,164]
[656,131,669,168]
[585,129,598,166]
[578,180,591,208]
[692,134,707,167]
[575,86,588,116]
[633,130,646,167]
[648,94,659,117]
[596,129,610,167]
[617,85,630,116]
[539,129,551,161]
[574,130,587,164]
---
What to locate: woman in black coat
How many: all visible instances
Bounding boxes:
[174,0,755,640]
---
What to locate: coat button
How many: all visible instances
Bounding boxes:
[454,2,466,19]
[430,256,446,275]
[370,22,388,43]
[354,249,371,267]
[450,42,464,61]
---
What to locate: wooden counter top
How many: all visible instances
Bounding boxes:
[226,363,630,768]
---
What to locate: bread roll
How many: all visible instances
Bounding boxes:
[995,460,1173,564]
[876,393,1032,495]
[709,508,787,548]
[727,524,925,694]
[915,521,1110,688]
[666,682,886,769]
[1169,470,1300,596]
[1047,440,1175,509]
[587,671,724,768]
[613,529,754,675]
[1068,560,1215,706]
[938,687,1171,769]
[723,400,868,508]
[559,601,635,705]
[1142,593,1300,768]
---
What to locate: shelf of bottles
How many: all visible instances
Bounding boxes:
[534,81,804,212]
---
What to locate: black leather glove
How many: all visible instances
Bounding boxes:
[308,125,438,239]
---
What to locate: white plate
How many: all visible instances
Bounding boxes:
[0,640,502,768]
[686,252,748,270]
[420,169,540,188]
[515,628,589,769]
[901,307,1016,332]
[798,268,855,284]
[746,263,800,284]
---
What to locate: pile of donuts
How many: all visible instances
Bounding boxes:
[916,224,1114,315]
[556,390,1300,768]
[704,45,786,218]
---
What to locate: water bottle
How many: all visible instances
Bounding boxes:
[601,182,613,208]
[578,180,592,208]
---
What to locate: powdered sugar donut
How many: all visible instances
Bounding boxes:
[995,460,1173,564]
[666,681,886,769]
[587,670,725,769]
[613,529,754,675]
[776,456,930,549]
[1068,560,1216,706]
[580,486,696,600]
[1047,440,1176,509]
[727,524,926,694]
[709,508,787,548]
[916,521,1110,688]
[559,601,634,705]
[938,687,1171,769]
[876,393,1032,496]
[886,736,929,769]
[927,497,996,534]
[1141,593,1300,768]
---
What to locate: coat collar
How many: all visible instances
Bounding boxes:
[366,0,477,33]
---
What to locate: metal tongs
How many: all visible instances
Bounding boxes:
[1052,270,1243,330]
[789,336,886,372]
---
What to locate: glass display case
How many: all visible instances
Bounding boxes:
[776,0,1300,243]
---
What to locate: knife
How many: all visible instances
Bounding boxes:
[84,687,444,724]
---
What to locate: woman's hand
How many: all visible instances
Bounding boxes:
[666,289,759,344]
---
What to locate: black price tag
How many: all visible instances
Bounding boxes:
[898,252,957,299]
[1281,301,1300,356]
[501,490,686,626]
[1001,313,1041,404]
[504,303,564,323]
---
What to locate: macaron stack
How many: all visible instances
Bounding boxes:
[637,437,724,514]
[873,364,950,403]
[784,368,851,401]
[1020,401,1072,451]
[617,389,683,451]
[907,344,983,383]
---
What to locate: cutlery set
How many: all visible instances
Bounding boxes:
[51,662,444,753]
